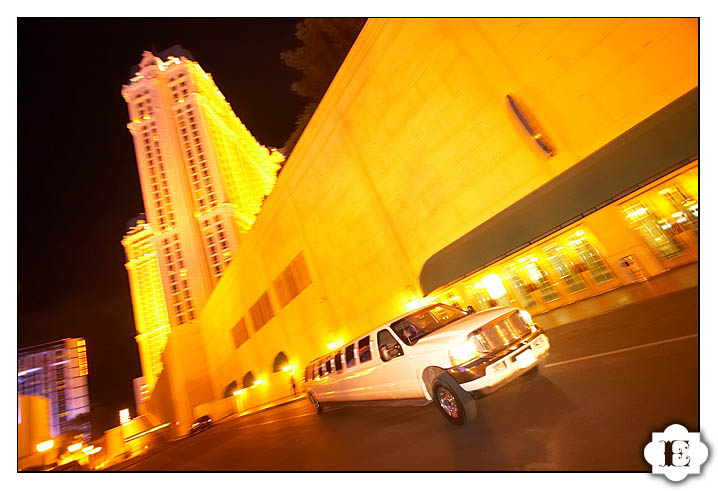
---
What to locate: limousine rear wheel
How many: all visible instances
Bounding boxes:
[432,373,477,425]
[308,392,322,414]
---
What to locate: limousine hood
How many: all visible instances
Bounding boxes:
[416,307,517,345]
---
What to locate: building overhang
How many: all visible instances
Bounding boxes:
[419,87,698,296]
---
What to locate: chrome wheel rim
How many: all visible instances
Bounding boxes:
[437,386,459,419]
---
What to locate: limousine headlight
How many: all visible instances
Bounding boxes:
[518,309,534,326]
[449,339,480,366]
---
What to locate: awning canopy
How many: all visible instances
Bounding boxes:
[419,88,698,295]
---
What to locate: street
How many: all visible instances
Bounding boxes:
[118,287,698,471]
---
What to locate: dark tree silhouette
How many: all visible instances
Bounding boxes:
[280,18,366,156]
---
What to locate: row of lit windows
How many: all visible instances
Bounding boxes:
[133,255,170,332]
[140,123,176,230]
[201,214,231,279]
[175,104,218,213]
[305,336,372,382]
[431,165,698,314]
[161,234,195,325]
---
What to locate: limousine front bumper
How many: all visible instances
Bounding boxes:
[446,329,550,395]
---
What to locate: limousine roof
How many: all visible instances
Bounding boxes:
[307,304,519,365]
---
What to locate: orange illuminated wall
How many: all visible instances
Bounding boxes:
[194,18,696,408]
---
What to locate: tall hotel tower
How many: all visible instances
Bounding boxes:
[121,46,283,396]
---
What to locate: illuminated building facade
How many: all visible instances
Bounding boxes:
[122,216,170,392]
[18,338,90,438]
[121,46,283,331]
[123,20,697,434]
[121,47,283,420]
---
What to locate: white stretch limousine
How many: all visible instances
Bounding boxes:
[304,304,550,425]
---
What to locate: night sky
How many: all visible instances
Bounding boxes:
[17,18,306,431]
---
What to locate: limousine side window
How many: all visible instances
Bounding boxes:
[334,352,343,371]
[345,344,356,368]
[358,336,372,363]
[325,359,333,374]
[378,329,404,362]
[318,363,325,377]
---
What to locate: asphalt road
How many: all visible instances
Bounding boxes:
[119,287,698,471]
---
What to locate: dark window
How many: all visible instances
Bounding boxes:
[241,371,255,389]
[231,318,249,349]
[358,336,372,363]
[223,380,238,398]
[325,359,333,374]
[304,365,311,383]
[250,292,274,331]
[318,364,325,377]
[345,344,356,368]
[334,352,343,371]
[272,352,289,373]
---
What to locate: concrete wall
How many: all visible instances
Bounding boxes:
[197,19,697,402]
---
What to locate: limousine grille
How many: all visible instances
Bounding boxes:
[472,313,532,353]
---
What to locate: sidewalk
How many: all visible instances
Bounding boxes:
[231,393,308,420]
[534,262,698,330]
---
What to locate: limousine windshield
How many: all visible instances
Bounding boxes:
[390,304,466,345]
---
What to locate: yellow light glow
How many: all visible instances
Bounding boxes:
[36,440,54,452]
[142,115,151,120]
[282,365,291,372]
[327,341,337,350]
[82,445,95,454]
[406,298,425,310]
[119,408,131,425]
[253,379,264,386]
[482,274,507,299]
[233,389,242,396]
[178,98,185,103]
[67,442,82,453]
[87,446,102,455]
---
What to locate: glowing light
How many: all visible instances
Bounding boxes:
[67,442,82,453]
[482,274,507,299]
[86,446,102,455]
[82,445,95,454]
[179,269,187,278]
[233,389,243,396]
[406,298,425,310]
[119,408,131,425]
[253,379,264,386]
[626,208,647,219]
[36,440,54,452]
[327,341,337,350]
[282,365,292,372]
[178,98,185,103]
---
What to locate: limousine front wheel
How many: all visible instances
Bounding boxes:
[432,373,477,425]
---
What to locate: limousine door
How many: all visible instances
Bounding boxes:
[375,329,423,400]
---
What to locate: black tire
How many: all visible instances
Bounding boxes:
[432,372,477,425]
[525,360,545,378]
[308,392,322,414]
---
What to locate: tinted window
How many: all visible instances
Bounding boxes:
[318,364,325,377]
[390,304,466,345]
[325,359,333,374]
[345,344,356,368]
[358,336,372,363]
[334,352,343,371]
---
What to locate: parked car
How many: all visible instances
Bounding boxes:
[304,304,550,425]
[190,415,212,434]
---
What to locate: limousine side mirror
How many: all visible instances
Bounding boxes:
[465,305,475,314]
[380,344,403,362]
